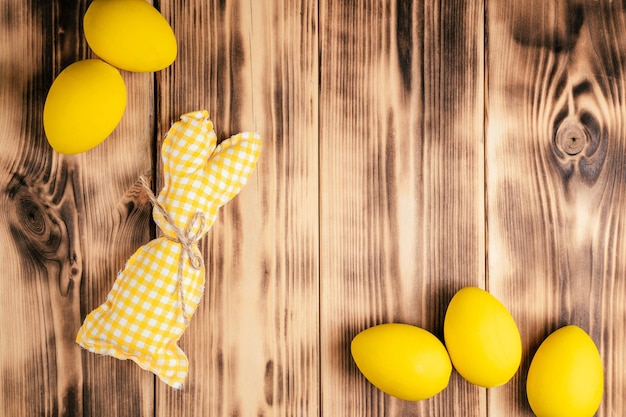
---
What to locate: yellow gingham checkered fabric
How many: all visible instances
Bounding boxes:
[76,110,261,388]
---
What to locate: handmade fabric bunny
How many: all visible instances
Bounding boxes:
[76,110,261,388]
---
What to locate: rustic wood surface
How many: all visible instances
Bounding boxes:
[319,0,485,416]
[0,1,624,416]
[487,1,626,416]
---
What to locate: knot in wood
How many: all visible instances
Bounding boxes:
[19,198,47,236]
[555,118,587,156]
[7,182,63,260]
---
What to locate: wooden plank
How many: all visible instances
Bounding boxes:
[319,1,485,415]
[77,73,157,417]
[155,0,319,416]
[77,65,157,415]
[487,1,626,415]
[0,1,155,416]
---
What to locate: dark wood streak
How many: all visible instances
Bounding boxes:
[50,0,89,72]
[509,1,584,53]
[396,0,413,92]
[263,359,275,406]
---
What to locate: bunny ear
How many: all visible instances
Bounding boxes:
[162,111,217,178]
[206,131,261,208]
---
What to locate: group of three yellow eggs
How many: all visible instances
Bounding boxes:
[351,286,604,417]
[43,0,177,155]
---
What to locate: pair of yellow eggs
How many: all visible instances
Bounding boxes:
[43,0,177,154]
[351,286,604,417]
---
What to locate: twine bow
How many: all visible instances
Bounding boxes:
[139,176,205,324]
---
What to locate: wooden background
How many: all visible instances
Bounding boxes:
[0,0,624,416]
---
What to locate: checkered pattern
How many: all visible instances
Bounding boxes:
[76,110,261,388]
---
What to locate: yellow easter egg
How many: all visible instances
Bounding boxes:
[43,59,126,154]
[527,325,603,417]
[351,323,452,401]
[444,286,522,387]
[84,0,177,72]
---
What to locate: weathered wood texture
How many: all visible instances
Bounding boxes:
[0,1,155,416]
[319,1,485,416]
[154,1,319,416]
[1,0,625,416]
[487,1,626,415]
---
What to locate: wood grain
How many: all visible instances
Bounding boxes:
[487,0,626,415]
[3,0,626,416]
[0,1,155,416]
[155,0,319,416]
[319,1,485,415]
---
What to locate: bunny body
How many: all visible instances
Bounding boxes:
[76,111,261,388]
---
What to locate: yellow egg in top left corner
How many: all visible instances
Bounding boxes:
[43,59,126,155]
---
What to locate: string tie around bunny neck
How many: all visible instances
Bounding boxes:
[140,176,205,324]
